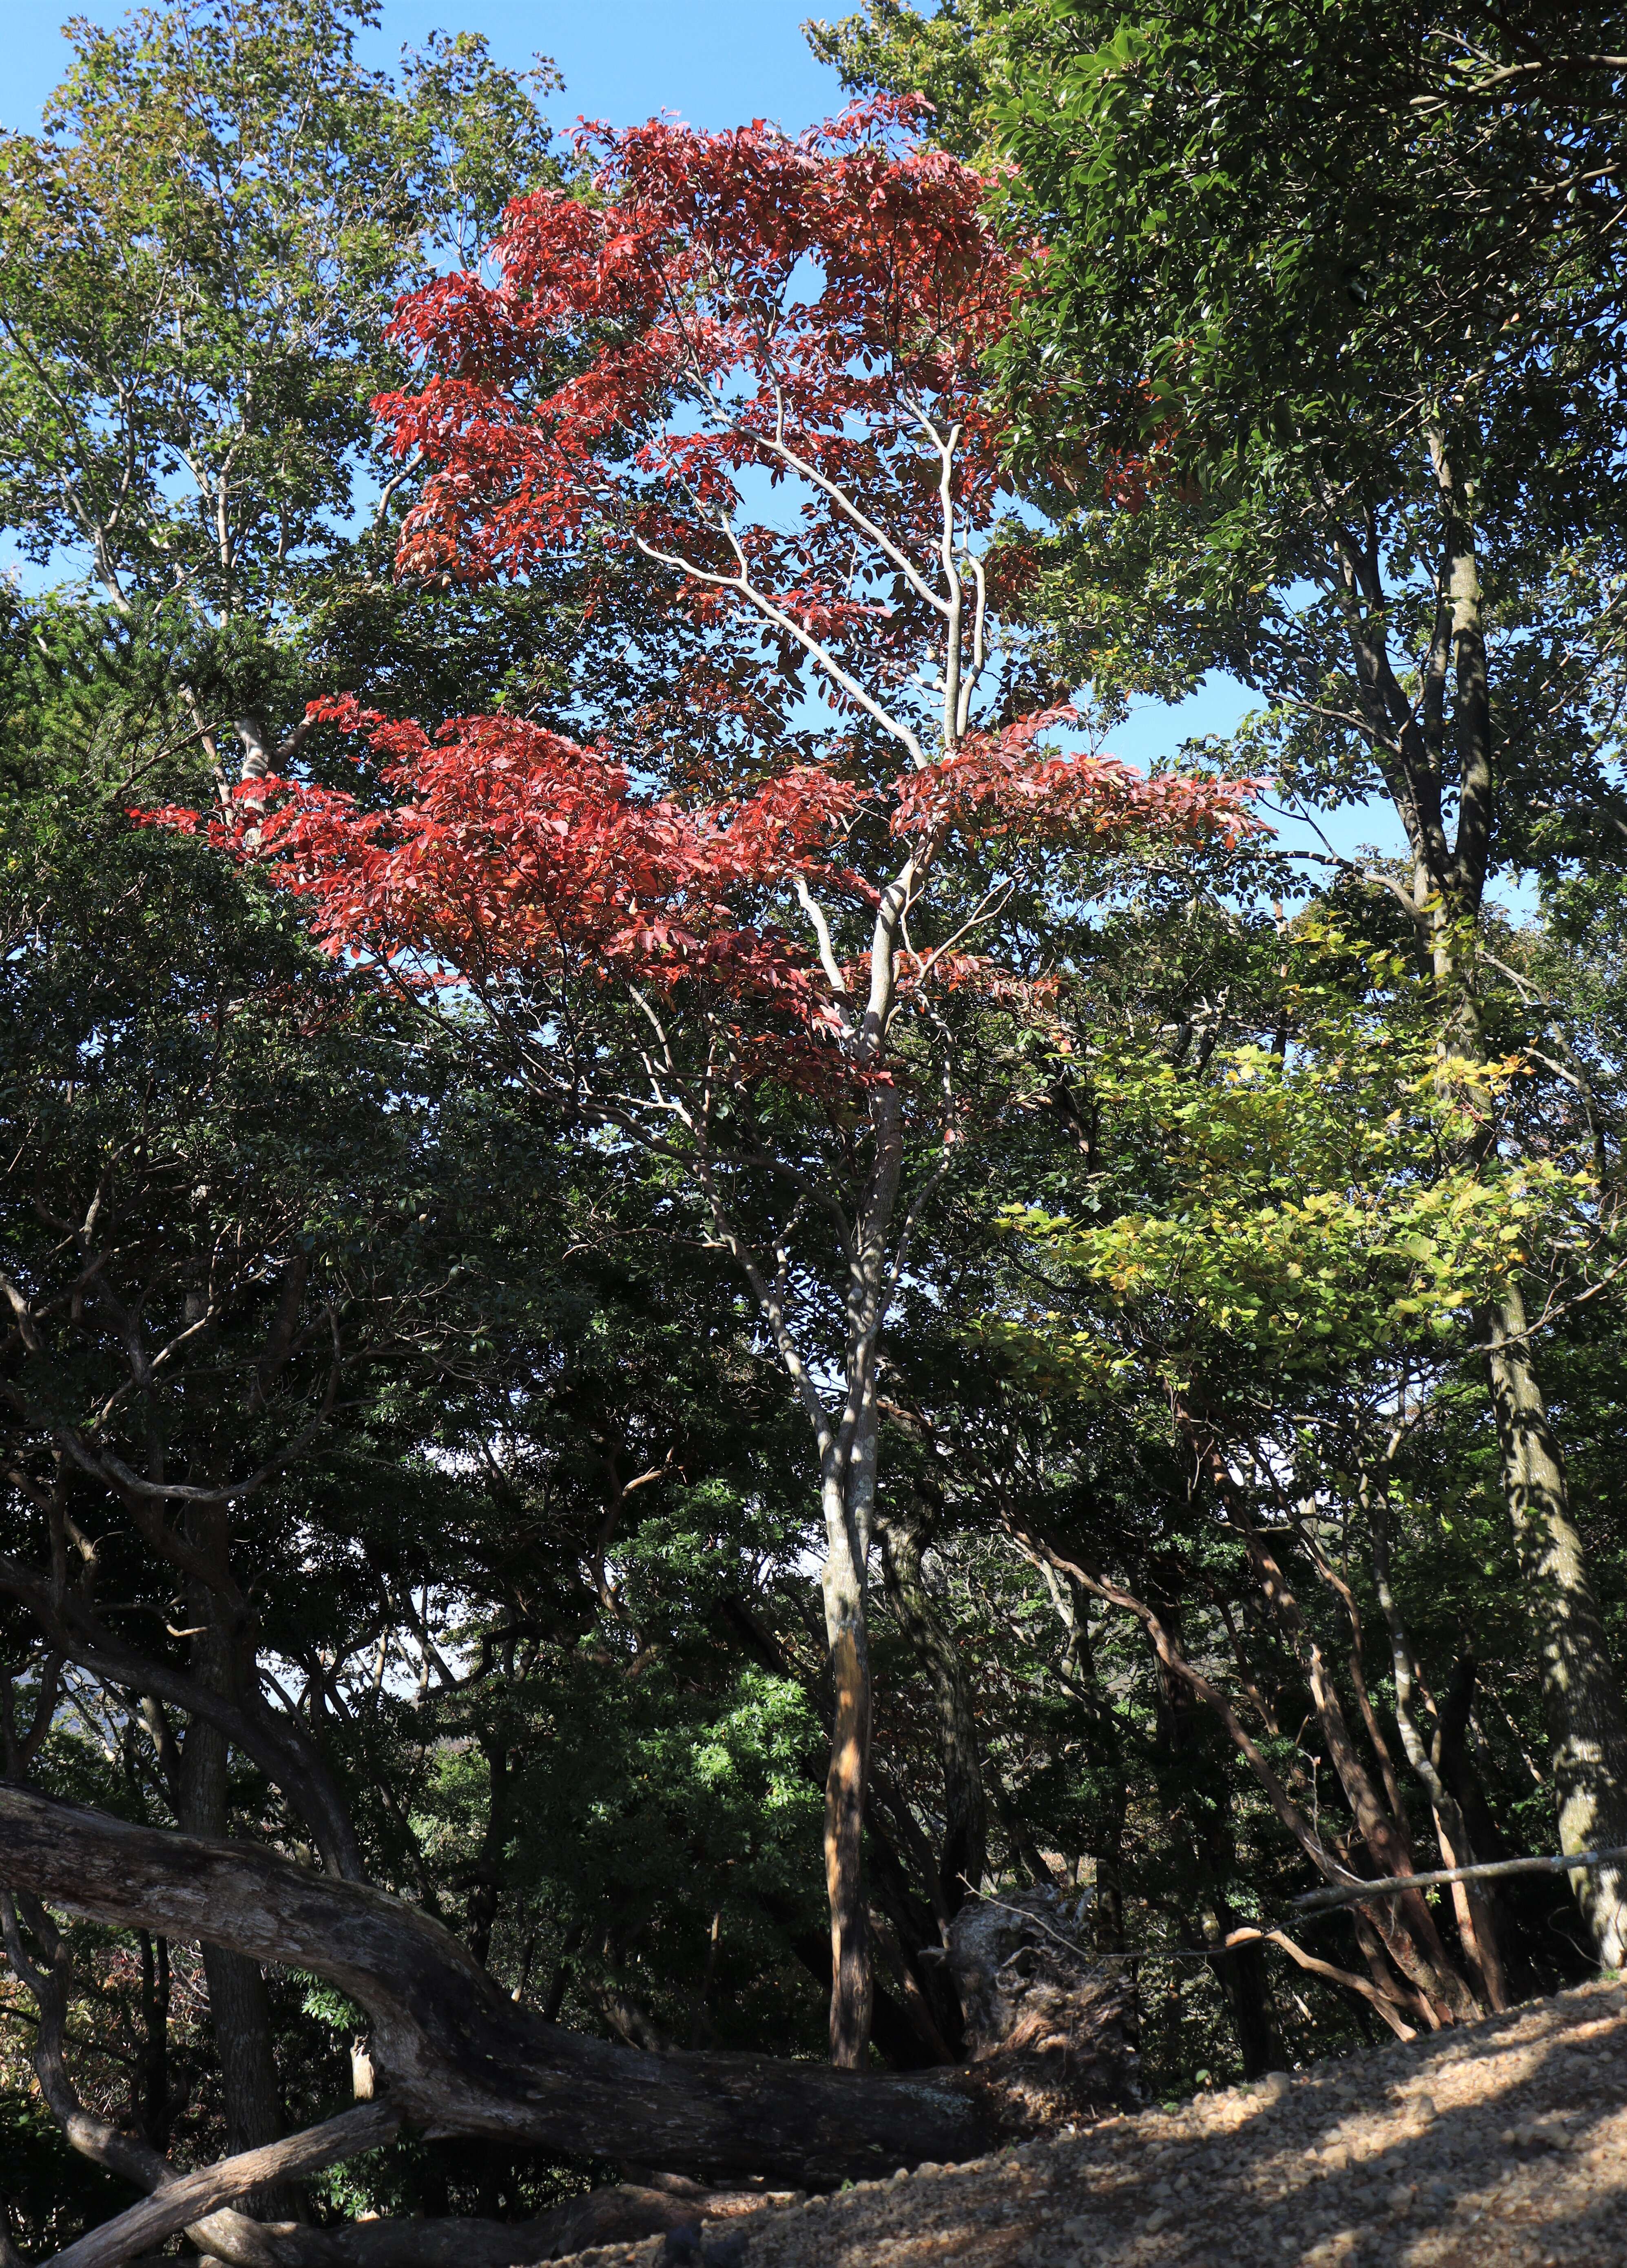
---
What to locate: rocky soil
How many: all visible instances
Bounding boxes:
[561,1974,1627,2268]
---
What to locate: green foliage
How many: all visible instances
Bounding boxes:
[0,0,558,617]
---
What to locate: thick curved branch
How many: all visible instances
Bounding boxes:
[0,1786,998,2184]
[1220,1928,1415,2041]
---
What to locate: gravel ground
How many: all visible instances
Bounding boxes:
[562,1974,1627,2268]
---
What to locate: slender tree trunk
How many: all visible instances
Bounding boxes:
[821,1609,872,2069]
[1488,1288,1627,1966]
[1094,1813,1126,1961]
[1198,1905,1282,2079]
[1191,1786,1284,2078]
[1367,1494,1508,2009]
[176,1505,294,2217]
[816,1071,911,2067]
[1056,1586,1128,1959]
[465,1737,509,1970]
[720,1596,960,2061]
[179,1706,296,2214]
[135,1931,174,2151]
[1329,436,1627,1970]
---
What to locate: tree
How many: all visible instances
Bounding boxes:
[0,10,588,2189]
[0,594,496,2215]
[0,0,556,622]
[197,97,1253,2067]
[817,0,1627,1966]
[0,596,1022,2252]
[0,0,582,857]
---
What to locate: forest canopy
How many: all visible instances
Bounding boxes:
[3,1,1626,2257]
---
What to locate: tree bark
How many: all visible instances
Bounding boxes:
[0,1786,1012,2185]
[719,1595,961,2063]
[1192,1448,1478,2023]
[1333,435,1627,1972]
[1204,1916,1281,2078]
[1366,1501,1508,2009]
[44,2104,399,2268]
[822,1620,873,2069]
[1005,1509,1457,2028]
[175,1526,296,2218]
[1488,1287,1627,1966]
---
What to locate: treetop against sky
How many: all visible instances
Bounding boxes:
[0,0,1430,882]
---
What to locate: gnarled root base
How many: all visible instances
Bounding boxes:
[948,1887,1140,2130]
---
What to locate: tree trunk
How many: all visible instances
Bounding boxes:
[1488,1287,1627,1966]
[0,1785,1017,2185]
[1206,1918,1281,2079]
[1200,1454,1479,2023]
[176,1568,295,2217]
[822,1619,872,2069]
[876,1488,988,1912]
[1191,1797,1284,2078]
[465,1736,509,1970]
[717,1594,962,2061]
[1368,1497,1508,2010]
[1346,435,1627,1972]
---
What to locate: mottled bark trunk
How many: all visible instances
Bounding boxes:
[1435,443,1627,1969]
[1488,1288,1627,1966]
[1058,1590,1128,1959]
[1094,1802,1127,1961]
[815,1070,912,2067]
[718,1595,961,2062]
[822,1617,872,2068]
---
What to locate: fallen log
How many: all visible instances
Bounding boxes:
[0,1786,989,2186]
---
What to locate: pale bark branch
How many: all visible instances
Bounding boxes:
[1293,1844,1627,1916]
[1220,1928,1416,2042]
[44,2104,403,2268]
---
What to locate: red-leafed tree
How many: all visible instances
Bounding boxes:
[192,99,1257,2068]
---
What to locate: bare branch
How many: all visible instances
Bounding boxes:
[44,2103,403,2268]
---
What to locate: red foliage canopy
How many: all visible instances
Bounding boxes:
[379,99,1020,700]
[151,102,1259,1095]
[144,700,1256,1105]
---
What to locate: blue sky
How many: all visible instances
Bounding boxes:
[0,0,1439,889]
[2,0,846,137]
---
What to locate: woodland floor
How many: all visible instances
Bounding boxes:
[561,1974,1627,2268]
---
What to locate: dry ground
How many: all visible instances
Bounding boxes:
[564,1974,1627,2268]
